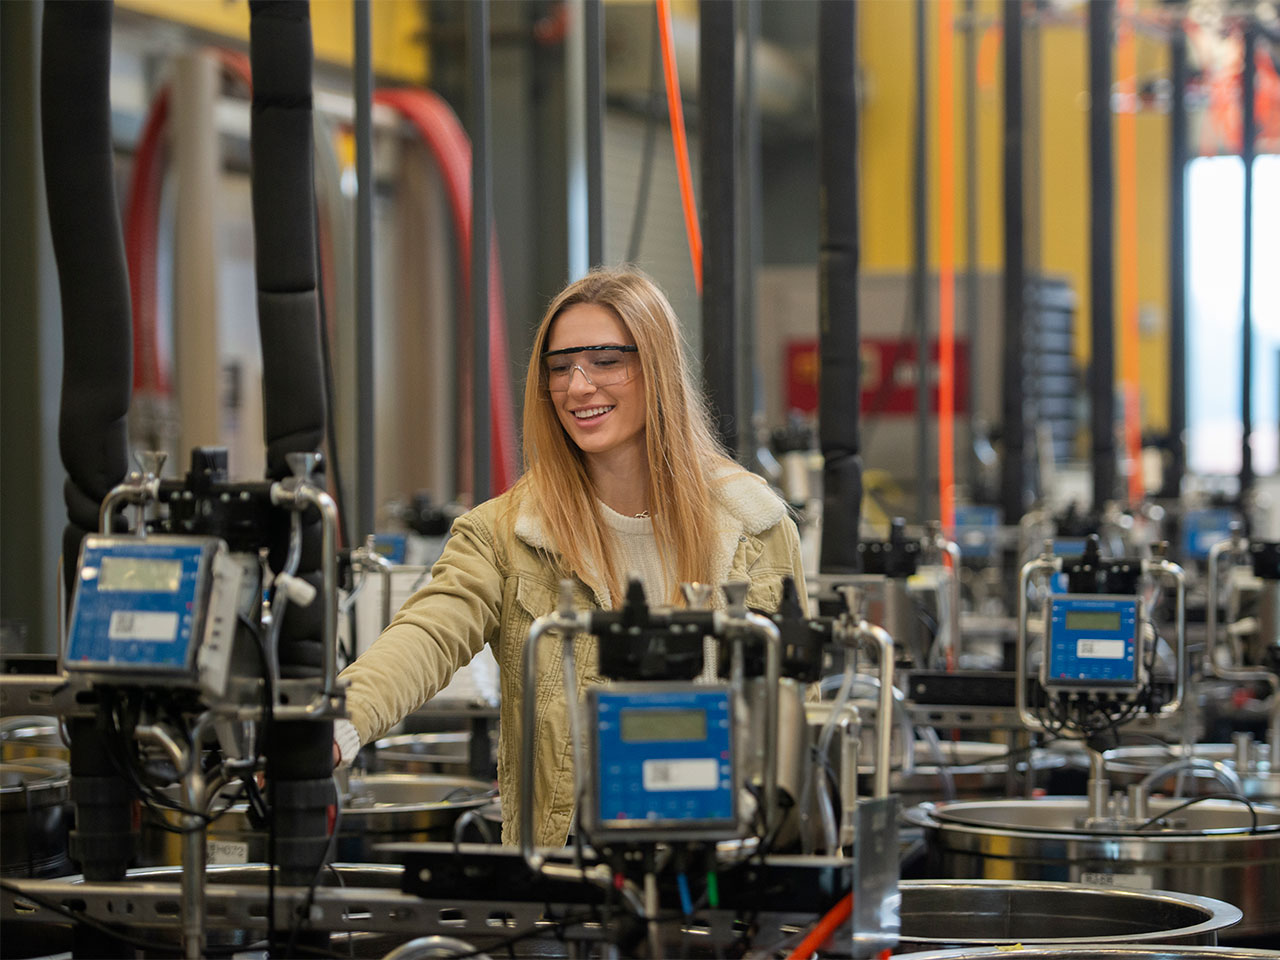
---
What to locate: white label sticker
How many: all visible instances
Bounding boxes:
[207,840,249,865]
[642,758,718,792]
[108,610,179,642]
[1080,871,1152,890]
[1077,639,1126,659]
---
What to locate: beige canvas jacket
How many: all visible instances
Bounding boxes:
[339,469,806,847]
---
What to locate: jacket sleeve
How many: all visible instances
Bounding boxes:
[339,509,503,745]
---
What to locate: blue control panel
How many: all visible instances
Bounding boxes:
[1044,594,1142,688]
[66,535,218,675]
[1181,508,1236,561]
[954,504,1003,560]
[374,533,408,565]
[587,685,736,839]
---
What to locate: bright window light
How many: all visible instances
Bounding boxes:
[1186,155,1279,478]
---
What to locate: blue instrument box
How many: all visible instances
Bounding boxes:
[585,685,737,841]
[1043,594,1142,689]
[66,535,222,677]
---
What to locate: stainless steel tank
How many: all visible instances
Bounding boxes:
[372,732,474,774]
[896,879,1241,949]
[906,796,1280,944]
[0,716,68,762]
[1104,743,1279,802]
[140,774,495,866]
[859,741,1066,806]
[0,760,73,878]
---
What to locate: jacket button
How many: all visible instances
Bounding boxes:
[739,536,747,542]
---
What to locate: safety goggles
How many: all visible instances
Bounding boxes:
[541,344,639,392]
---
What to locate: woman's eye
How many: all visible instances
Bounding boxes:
[548,362,570,375]
[593,358,618,368]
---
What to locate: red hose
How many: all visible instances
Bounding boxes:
[373,87,519,496]
[124,59,519,496]
[655,0,702,293]
[124,85,170,396]
[784,892,853,960]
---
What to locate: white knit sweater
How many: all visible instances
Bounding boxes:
[597,501,672,605]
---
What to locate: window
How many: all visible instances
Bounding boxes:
[1186,155,1279,478]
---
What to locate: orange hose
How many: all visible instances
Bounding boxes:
[937,0,957,532]
[785,892,853,960]
[1117,0,1142,504]
[655,0,703,293]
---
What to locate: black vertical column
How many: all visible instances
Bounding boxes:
[470,0,492,503]
[354,0,375,541]
[741,0,762,458]
[585,0,604,267]
[1001,0,1027,522]
[913,0,931,520]
[1088,0,1117,510]
[700,0,740,458]
[818,0,863,572]
[964,0,980,495]
[1164,9,1188,498]
[1240,21,1256,502]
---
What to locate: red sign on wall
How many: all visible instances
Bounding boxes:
[785,338,970,417]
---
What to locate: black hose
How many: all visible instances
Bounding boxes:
[40,1,133,612]
[249,0,326,481]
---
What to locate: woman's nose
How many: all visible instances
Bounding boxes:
[566,365,596,394]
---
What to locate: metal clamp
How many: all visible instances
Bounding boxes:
[99,451,168,535]
[269,452,341,707]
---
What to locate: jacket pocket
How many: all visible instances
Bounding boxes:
[512,576,604,687]
[744,574,783,614]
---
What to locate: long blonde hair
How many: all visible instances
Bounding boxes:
[511,267,735,605]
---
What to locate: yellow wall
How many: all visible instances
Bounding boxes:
[115,0,431,84]
[859,0,1174,432]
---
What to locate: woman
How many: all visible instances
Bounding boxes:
[334,267,806,846]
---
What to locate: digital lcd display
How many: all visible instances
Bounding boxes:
[98,556,183,593]
[1065,610,1122,632]
[620,708,706,743]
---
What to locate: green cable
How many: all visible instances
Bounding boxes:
[706,870,719,909]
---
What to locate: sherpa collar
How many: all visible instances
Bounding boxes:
[512,468,786,607]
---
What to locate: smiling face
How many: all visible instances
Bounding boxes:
[544,302,647,467]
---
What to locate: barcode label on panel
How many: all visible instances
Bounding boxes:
[642,758,718,792]
[1077,639,1125,659]
[108,610,179,642]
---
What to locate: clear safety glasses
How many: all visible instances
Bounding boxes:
[541,344,639,393]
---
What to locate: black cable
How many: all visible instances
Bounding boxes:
[1134,792,1258,834]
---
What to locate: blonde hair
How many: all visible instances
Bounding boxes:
[511,267,735,605]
